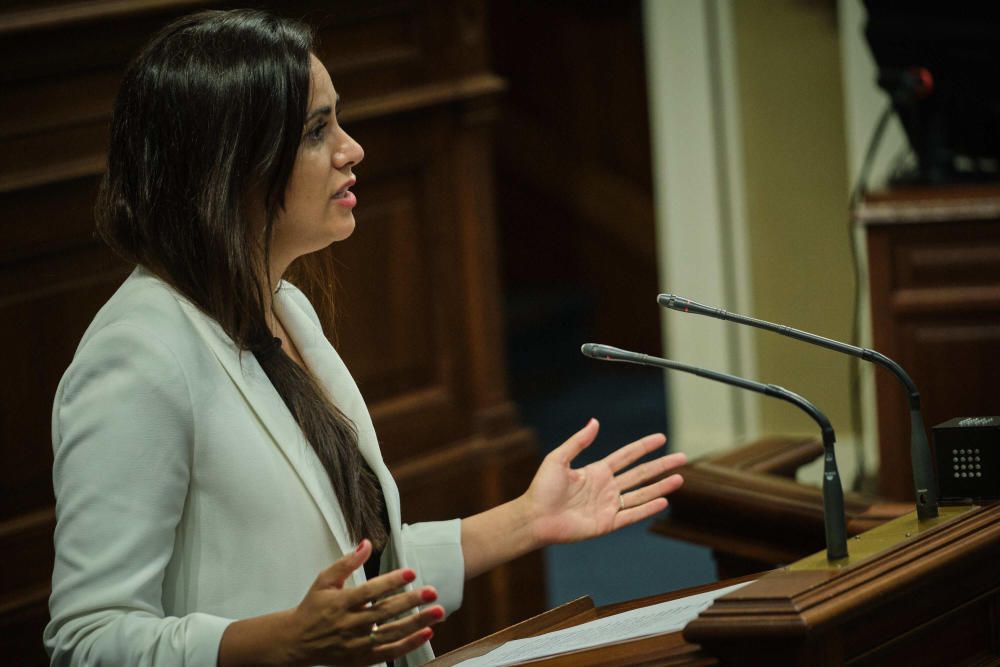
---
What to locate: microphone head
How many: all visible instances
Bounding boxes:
[657,293,678,308]
[581,343,625,360]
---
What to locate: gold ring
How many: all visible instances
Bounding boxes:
[368,622,379,645]
[618,494,625,512]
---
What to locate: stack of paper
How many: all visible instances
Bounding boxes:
[456,580,754,666]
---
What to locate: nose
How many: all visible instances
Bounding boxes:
[333,128,364,169]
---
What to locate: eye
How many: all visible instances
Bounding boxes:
[306,121,327,143]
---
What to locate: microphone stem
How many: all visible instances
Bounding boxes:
[660,295,939,520]
[821,431,848,560]
[764,385,848,561]
[584,344,850,562]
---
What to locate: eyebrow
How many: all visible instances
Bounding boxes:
[305,95,341,124]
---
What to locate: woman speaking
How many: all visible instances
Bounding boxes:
[44,9,686,666]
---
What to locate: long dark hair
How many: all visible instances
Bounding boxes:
[96,9,387,549]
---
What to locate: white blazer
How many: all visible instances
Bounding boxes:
[44,267,464,667]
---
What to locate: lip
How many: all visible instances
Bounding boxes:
[333,190,357,208]
[331,177,357,208]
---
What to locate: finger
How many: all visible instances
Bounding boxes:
[368,604,445,645]
[339,624,433,661]
[549,418,599,465]
[371,627,435,663]
[353,586,438,624]
[621,473,684,509]
[342,567,418,609]
[615,451,687,491]
[602,433,667,473]
[314,539,372,590]
[613,496,669,529]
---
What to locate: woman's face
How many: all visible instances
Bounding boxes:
[270,54,364,273]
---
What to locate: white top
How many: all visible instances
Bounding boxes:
[45,266,464,666]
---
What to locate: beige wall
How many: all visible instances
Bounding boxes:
[646,1,887,481]
[732,1,855,439]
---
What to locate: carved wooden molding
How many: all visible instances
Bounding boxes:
[0,0,212,35]
[341,74,505,124]
[856,185,1000,226]
[685,504,1000,665]
[0,75,505,195]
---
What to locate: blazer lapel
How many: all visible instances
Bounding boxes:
[274,289,404,551]
[174,296,356,562]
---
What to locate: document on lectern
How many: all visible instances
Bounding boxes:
[455,580,754,667]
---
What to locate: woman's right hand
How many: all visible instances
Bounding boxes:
[285,539,443,666]
[219,539,444,667]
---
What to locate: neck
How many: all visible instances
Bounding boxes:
[267,255,292,309]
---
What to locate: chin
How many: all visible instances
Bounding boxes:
[330,215,356,242]
[315,210,355,244]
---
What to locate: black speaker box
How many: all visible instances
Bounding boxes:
[933,417,1000,504]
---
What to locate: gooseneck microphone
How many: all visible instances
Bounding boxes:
[581,343,848,561]
[657,293,938,520]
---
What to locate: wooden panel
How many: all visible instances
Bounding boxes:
[395,429,544,654]
[0,242,126,522]
[488,0,661,356]
[0,510,55,612]
[903,320,1000,415]
[0,595,50,666]
[685,505,1000,667]
[331,109,471,462]
[861,187,1000,500]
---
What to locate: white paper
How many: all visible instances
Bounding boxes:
[455,580,754,667]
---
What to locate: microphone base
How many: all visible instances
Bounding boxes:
[916,502,940,521]
[790,505,976,572]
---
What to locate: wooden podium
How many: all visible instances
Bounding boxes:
[431,503,1000,666]
[858,186,1000,501]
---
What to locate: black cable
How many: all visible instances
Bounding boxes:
[845,101,895,491]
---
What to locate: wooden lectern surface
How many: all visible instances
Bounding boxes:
[434,503,1000,666]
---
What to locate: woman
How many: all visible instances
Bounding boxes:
[44,9,686,667]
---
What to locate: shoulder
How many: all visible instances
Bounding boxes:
[64,267,212,396]
[79,267,197,348]
[54,269,211,439]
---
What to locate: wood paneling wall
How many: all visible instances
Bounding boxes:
[860,186,1000,500]
[488,0,661,358]
[0,1,545,663]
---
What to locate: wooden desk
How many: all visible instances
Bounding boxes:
[434,504,1000,666]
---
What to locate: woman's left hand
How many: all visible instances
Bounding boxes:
[524,418,686,545]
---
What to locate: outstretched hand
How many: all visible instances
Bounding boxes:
[524,419,686,545]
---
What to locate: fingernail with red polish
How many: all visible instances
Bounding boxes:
[355,539,367,553]
[402,569,416,583]
[429,606,444,620]
[421,588,438,602]
[421,628,434,640]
